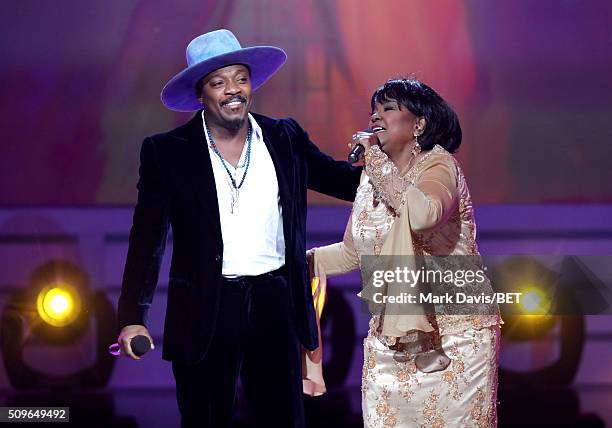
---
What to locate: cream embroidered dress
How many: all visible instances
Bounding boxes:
[306,145,501,427]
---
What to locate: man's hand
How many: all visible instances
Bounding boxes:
[118,325,155,360]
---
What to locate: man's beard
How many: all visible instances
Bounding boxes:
[214,95,249,133]
[224,117,247,133]
[203,109,248,134]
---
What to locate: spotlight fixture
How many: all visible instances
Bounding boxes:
[0,260,116,389]
[490,256,585,384]
[36,283,82,327]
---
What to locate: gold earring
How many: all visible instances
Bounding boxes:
[412,132,421,157]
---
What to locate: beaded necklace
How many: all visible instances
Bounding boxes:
[205,121,253,214]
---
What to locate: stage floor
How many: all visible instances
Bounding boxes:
[1,385,610,427]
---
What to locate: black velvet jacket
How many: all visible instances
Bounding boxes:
[118,111,361,364]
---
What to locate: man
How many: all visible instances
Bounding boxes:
[116,29,360,427]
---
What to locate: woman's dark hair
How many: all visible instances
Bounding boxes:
[370,78,462,153]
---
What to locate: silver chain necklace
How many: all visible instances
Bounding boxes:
[205,122,253,214]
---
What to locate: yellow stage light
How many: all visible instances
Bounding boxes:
[36,283,82,327]
[518,286,551,317]
[521,289,543,312]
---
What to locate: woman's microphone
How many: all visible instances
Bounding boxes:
[348,129,375,163]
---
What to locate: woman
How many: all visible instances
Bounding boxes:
[306,79,501,427]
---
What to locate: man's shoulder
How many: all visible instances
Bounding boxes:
[144,112,202,146]
[251,112,306,138]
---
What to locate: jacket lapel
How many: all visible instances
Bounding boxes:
[254,113,295,246]
[171,112,223,246]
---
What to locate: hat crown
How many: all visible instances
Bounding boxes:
[186,29,242,67]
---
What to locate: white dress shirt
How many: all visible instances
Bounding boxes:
[203,112,285,276]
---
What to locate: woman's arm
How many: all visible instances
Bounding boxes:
[406,158,458,231]
[364,146,459,231]
[310,215,360,276]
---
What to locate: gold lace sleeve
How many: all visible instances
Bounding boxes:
[364,145,459,231]
[363,145,407,211]
[406,157,459,231]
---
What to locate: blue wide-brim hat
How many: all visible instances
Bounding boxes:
[161,29,287,112]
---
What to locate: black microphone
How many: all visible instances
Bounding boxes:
[108,334,153,357]
[131,335,152,357]
[348,129,374,163]
[348,145,365,164]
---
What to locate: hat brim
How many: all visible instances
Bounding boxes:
[160,46,286,112]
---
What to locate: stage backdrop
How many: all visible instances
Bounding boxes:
[1,0,611,205]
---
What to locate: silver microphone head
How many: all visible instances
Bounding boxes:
[348,129,375,163]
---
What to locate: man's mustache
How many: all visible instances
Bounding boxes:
[220,96,247,106]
